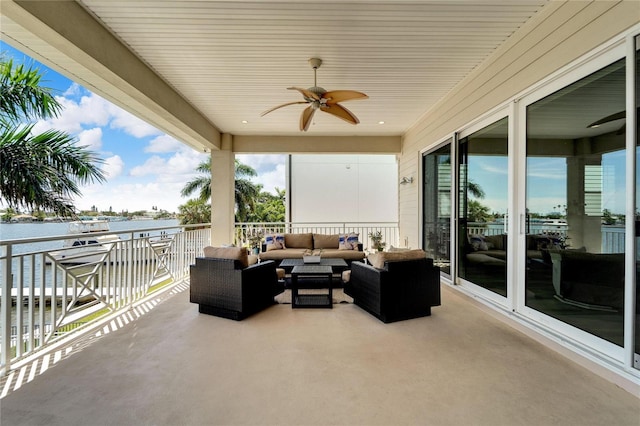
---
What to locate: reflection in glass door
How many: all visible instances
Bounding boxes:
[457,117,509,296]
[423,141,452,276]
[525,57,626,347]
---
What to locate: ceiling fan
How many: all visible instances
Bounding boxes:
[587,107,639,135]
[261,58,368,131]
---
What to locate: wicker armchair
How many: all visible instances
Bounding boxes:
[190,254,283,320]
[345,256,440,323]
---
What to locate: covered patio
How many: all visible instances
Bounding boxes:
[2,0,640,418]
[2,284,638,425]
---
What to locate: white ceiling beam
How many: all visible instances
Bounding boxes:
[2,0,221,151]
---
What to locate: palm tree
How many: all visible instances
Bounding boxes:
[180,161,212,201]
[181,159,260,222]
[177,198,211,225]
[467,180,485,199]
[0,59,105,215]
[468,199,492,222]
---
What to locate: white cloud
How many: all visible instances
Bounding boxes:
[77,94,112,127]
[102,155,124,179]
[236,154,286,171]
[31,93,111,135]
[63,82,82,97]
[30,91,160,141]
[237,154,286,194]
[252,163,286,194]
[75,180,190,213]
[109,106,160,138]
[165,151,206,174]
[129,149,206,181]
[145,134,186,153]
[129,155,167,177]
[77,127,102,150]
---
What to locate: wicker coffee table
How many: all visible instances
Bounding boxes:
[290,264,333,309]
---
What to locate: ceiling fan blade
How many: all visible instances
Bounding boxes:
[288,86,321,101]
[261,101,308,116]
[587,107,639,128]
[587,111,625,128]
[300,106,316,131]
[320,103,359,125]
[323,90,368,104]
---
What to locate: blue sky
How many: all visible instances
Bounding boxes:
[1,42,285,213]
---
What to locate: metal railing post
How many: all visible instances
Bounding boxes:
[1,244,12,375]
[127,232,133,307]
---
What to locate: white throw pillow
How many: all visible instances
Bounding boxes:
[339,232,359,250]
[265,233,286,251]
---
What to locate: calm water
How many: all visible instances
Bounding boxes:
[0,219,180,255]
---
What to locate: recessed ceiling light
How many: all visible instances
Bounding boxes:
[378,121,385,125]
[241,120,248,124]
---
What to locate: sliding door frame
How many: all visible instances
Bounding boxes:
[516,41,628,363]
[454,108,512,308]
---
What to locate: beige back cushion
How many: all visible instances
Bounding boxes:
[284,233,313,249]
[203,246,249,268]
[313,234,340,249]
[367,249,426,269]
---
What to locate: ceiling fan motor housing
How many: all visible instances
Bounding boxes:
[308,57,322,69]
[307,86,327,97]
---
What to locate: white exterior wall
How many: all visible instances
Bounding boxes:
[289,154,398,223]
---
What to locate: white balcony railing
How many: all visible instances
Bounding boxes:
[234,222,401,251]
[0,223,210,375]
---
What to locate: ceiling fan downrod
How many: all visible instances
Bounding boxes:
[309,57,322,87]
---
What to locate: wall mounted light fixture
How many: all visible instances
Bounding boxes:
[400,176,414,185]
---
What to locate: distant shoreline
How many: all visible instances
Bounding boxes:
[2,215,177,224]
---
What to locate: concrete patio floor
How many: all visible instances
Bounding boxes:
[1,283,638,426]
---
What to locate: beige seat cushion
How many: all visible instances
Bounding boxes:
[203,246,249,268]
[341,270,351,283]
[284,233,313,249]
[316,249,365,261]
[276,268,286,280]
[367,249,426,269]
[466,253,506,266]
[313,233,339,249]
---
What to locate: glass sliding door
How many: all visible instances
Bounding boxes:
[525,58,626,347]
[423,141,452,276]
[457,117,509,296]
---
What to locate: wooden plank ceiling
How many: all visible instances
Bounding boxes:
[78,0,549,136]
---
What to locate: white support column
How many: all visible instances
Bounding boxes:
[210,134,235,246]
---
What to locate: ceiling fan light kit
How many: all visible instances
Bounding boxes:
[261,58,368,131]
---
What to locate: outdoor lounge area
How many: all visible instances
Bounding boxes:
[1,282,638,425]
[2,1,640,421]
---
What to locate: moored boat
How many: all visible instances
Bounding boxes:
[48,220,120,264]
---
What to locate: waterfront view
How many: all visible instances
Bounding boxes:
[0,218,180,255]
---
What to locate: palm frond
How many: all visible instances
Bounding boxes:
[0,124,105,215]
[0,59,62,123]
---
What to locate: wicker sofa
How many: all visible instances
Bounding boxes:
[258,232,366,265]
[190,246,284,320]
[345,249,441,323]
